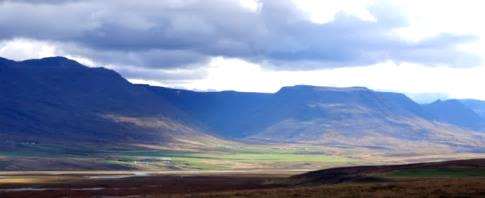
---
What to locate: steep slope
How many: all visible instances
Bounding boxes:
[146,85,484,153]
[248,86,483,152]
[250,86,427,138]
[146,85,433,139]
[423,100,485,131]
[0,57,221,147]
[142,86,273,138]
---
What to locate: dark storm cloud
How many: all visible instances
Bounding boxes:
[0,0,479,70]
[64,46,210,69]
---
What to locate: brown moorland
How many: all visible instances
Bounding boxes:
[0,158,483,197]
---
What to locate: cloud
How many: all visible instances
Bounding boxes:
[0,39,57,60]
[111,65,208,82]
[0,0,479,70]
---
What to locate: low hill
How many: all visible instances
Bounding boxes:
[292,158,485,184]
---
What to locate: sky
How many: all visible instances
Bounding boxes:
[0,0,484,102]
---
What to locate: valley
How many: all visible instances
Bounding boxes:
[0,47,484,198]
[2,0,485,196]
[0,142,357,171]
[1,140,484,171]
[1,56,485,172]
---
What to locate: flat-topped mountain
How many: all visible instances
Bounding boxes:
[1,56,484,154]
[147,84,484,153]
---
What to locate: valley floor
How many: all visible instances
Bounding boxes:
[0,159,484,197]
[1,142,484,171]
[1,140,485,197]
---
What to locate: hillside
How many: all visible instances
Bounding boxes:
[0,57,224,149]
[292,158,485,184]
[147,85,485,153]
[142,85,273,139]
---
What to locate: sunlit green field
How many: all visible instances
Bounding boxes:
[108,146,353,170]
[0,143,355,171]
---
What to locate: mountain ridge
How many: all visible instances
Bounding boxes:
[0,56,484,154]
[144,78,484,152]
[0,56,223,148]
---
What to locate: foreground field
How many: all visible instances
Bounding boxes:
[201,179,485,198]
[0,159,484,197]
[2,142,484,171]
[1,177,484,197]
[0,171,288,198]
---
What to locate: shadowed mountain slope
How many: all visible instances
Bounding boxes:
[145,85,433,138]
[0,57,221,146]
[291,158,485,185]
[146,85,484,152]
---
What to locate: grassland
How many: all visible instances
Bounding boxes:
[100,145,354,170]
[0,159,483,197]
[0,142,355,171]
[198,178,485,198]
[1,141,484,171]
[385,167,485,178]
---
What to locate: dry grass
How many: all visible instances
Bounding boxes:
[191,178,485,198]
[1,159,484,197]
[1,175,484,197]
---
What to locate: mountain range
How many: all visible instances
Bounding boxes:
[1,56,484,154]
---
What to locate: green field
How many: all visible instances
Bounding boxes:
[110,146,353,170]
[0,143,354,171]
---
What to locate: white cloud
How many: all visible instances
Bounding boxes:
[291,0,376,24]
[160,57,485,100]
[128,78,165,87]
[0,38,97,67]
[239,0,261,12]
[390,0,485,40]
[0,39,57,60]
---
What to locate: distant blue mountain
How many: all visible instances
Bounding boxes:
[460,99,485,119]
[423,99,485,130]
